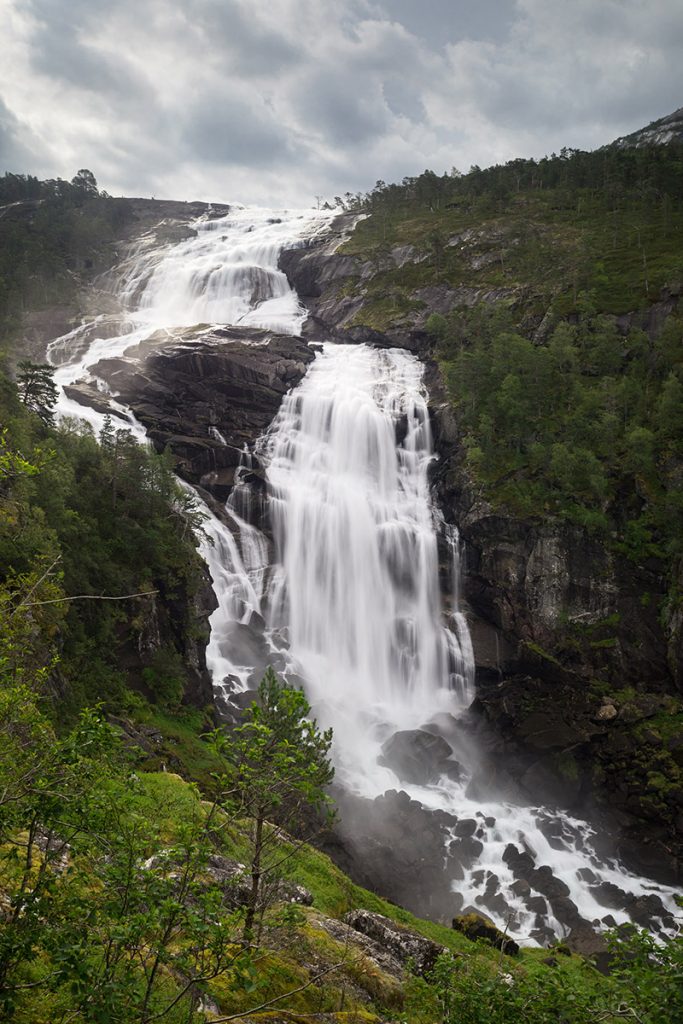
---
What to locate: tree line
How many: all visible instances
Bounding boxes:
[0,170,134,343]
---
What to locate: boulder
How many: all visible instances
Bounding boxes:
[343,909,448,976]
[452,913,519,955]
[88,326,315,504]
[379,729,463,785]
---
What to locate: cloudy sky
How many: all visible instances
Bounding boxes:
[1,0,682,206]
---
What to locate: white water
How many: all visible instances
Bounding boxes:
[264,343,473,789]
[48,204,330,431]
[45,202,680,945]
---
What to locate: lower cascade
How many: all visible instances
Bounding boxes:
[46,203,679,948]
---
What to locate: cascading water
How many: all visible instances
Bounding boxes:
[263,343,474,790]
[49,204,327,431]
[46,201,680,947]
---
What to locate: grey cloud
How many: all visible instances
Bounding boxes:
[181,95,293,166]
[2,0,682,205]
[374,0,516,46]
[189,0,303,76]
[293,75,391,146]
[381,76,426,123]
[0,99,39,171]
[26,0,156,108]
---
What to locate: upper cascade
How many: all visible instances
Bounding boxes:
[48,205,332,431]
[119,207,327,334]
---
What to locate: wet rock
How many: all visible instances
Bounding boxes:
[453,818,478,838]
[565,922,610,972]
[88,327,315,503]
[379,729,462,785]
[476,891,510,918]
[229,688,261,710]
[533,866,571,901]
[449,836,484,867]
[594,704,618,723]
[343,909,448,976]
[502,843,535,878]
[452,913,519,955]
[590,881,630,911]
[525,896,548,916]
[510,879,531,898]
[531,924,559,947]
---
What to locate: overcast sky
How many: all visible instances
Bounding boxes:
[1,0,682,207]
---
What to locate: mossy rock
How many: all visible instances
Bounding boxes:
[452,913,519,955]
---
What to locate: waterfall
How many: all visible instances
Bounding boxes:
[263,343,473,790]
[46,201,680,946]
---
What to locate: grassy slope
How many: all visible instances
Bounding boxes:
[78,771,624,1021]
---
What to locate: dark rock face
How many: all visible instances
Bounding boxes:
[343,909,448,976]
[322,787,460,923]
[279,215,429,353]
[73,326,314,501]
[427,354,679,693]
[421,359,683,883]
[379,729,463,785]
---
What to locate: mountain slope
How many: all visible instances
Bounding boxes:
[612,106,683,148]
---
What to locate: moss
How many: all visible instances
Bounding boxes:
[521,641,563,668]
[556,751,580,783]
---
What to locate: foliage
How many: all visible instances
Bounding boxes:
[1,595,680,1022]
[16,361,58,425]
[607,922,683,1024]
[430,299,683,564]
[403,930,683,1024]
[210,668,335,941]
[0,368,206,717]
[0,595,341,1024]
[0,170,133,344]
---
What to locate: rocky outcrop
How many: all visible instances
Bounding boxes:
[67,326,314,501]
[204,854,313,909]
[612,106,683,149]
[342,909,448,976]
[279,214,530,355]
